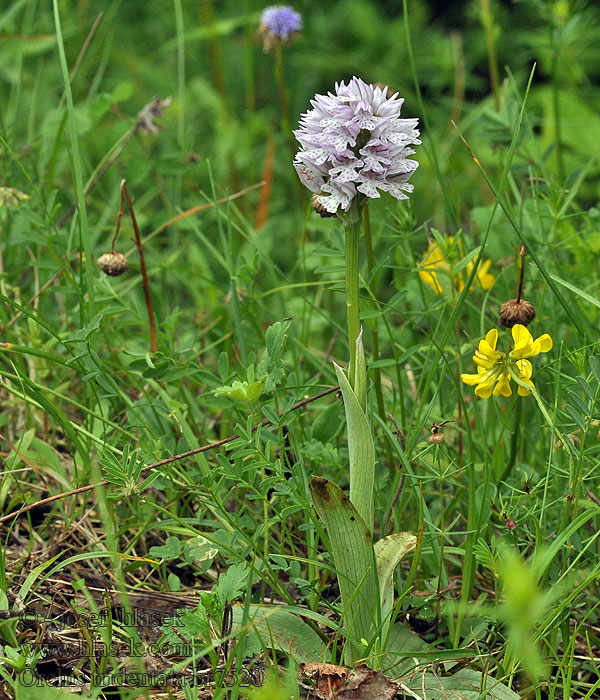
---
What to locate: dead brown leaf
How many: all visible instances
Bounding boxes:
[300,661,349,698]
[300,662,398,700]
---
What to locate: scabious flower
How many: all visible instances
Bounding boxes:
[259,5,302,51]
[293,77,420,215]
[418,236,495,295]
[461,325,552,398]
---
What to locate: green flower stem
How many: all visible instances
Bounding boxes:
[362,206,388,430]
[274,44,290,132]
[53,0,94,320]
[508,367,572,455]
[550,27,565,182]
[480,0,500,111]
[274,43,305,204]
[341,200,363,391]
[502,397,522,483]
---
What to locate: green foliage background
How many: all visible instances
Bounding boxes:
[1,0,600,698]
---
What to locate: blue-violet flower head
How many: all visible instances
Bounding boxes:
[260,6,302,50]
[294,77,420,215]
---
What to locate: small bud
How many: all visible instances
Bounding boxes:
[499,298,536,328]
[428,420,451,444]
[428,431,444,445]
[311,194,336,218]
[97,252,129,276]
[506,519,517,530]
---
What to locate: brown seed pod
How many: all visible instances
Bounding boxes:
[428,420,452,445]
[311,194,336,218]
[97,252,129,277]
[428,431,444,445]
[499,298,536,328]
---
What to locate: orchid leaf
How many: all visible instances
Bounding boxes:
[232,604,327,664]
[333,360,375,532]
[310,476,379,663]
[400,668,519,700]
[374,532,417,641]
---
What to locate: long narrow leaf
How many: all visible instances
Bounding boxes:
[310,476,379,663]
[374,533,417,642]
[333,361,375,532]
[232,604,327,663]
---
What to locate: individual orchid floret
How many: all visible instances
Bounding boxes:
[461,325,553,398]
[259,5,302,51]
[293,77,420,215]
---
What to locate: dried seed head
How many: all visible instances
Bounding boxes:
[499,298,536,328]
[311,194,337,218]
[97,252,129,277]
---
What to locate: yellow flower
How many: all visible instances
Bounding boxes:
[511,324,553,359]
[418,238,448,294]
[418,237,495,295]
[464,257,495,292]
[461,325,552,398]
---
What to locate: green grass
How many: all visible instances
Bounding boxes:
[1,0,600,698]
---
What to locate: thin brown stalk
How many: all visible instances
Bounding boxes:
[0,385,339,526]
[69,12,104,81]
[449,31,465,128]
[110,185,125,252]
[201,0,227,104]
[120,180,157,354]
[516,244,526,303]
[254,133,276,230]
[455,320,464,460]
[480,0,500,110]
